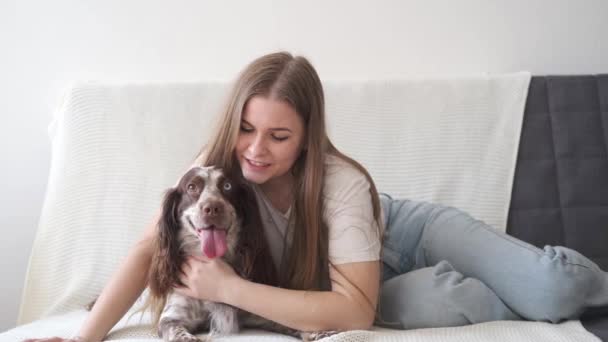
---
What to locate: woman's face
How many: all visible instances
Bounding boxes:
[235,96,305,188]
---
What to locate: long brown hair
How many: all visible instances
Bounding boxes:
[201,51,383,292]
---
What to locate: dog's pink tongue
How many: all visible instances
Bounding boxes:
[200,229,227,259]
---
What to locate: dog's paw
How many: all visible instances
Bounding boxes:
[166,329,204,342]
[300,330,340,341]
[169,335,203,342]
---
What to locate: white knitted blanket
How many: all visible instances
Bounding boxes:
[2,310,599,342]
[324,74,531,231]
[8,74,599,341]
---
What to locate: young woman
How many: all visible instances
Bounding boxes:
[27,52,607,342]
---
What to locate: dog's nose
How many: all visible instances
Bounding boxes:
[202,201,224,217]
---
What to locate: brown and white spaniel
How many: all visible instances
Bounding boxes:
[147,165,305,342]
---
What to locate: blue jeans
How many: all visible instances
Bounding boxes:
[376,194,608,329]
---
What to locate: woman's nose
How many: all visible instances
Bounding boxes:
[248,134,268,155]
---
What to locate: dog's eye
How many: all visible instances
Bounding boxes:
[223,182,232,191]
[187,183,198,193]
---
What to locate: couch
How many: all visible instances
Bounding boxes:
[2,74,606,341]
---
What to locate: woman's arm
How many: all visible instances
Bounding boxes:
[178,258,380,332]
[228,260,379,332]
[74,214,159,341]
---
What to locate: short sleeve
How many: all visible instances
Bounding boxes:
[323,156,382,265]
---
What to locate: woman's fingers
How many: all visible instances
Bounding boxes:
[179,256,210,277]
[179,259,191,275]
[173,285,188,296]
[191,255,210,262]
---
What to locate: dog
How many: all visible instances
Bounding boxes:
[147,165,335,341]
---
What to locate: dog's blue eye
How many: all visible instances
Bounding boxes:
[223,182,232,191]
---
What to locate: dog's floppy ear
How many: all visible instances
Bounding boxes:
[148,187,184,298]
[234,181,280,287]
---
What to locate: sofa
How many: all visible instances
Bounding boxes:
[2,73,606,341]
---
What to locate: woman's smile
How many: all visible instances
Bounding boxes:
[244,157,271,171]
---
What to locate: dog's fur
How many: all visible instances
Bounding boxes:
[147,165,306,341]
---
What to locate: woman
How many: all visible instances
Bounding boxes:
[27,52,607,341]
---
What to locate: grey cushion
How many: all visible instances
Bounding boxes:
[507,75,608,341]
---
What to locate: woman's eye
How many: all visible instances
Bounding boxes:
[223,182,232,191]
[272,135,288,142]
[240,125,253,133]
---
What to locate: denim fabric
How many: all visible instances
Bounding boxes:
[377,194,608,329]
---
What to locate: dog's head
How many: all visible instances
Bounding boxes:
[170,165,244,259]
[148,165,277,299]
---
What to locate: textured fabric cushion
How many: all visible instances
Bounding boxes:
[507,75,608,341]
[507,75,608,270]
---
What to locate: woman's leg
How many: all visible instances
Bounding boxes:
[380,194,608,323]
[377,260,521,329]
[378,194,521,329]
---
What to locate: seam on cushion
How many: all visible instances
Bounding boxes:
[521,156,608,161]
[545,77,567,247]
[555,156,608,160]
[543,110,601,114]
[513,205,608,211]
[596,76,608,159]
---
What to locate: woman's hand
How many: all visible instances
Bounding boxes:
[175,256,240,302]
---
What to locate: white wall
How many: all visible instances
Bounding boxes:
[1,0,607,333]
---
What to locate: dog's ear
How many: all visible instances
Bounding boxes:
[148,187,184,298]
[234,181,280,287]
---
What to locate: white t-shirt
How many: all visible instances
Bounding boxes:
[252,154,383,271]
